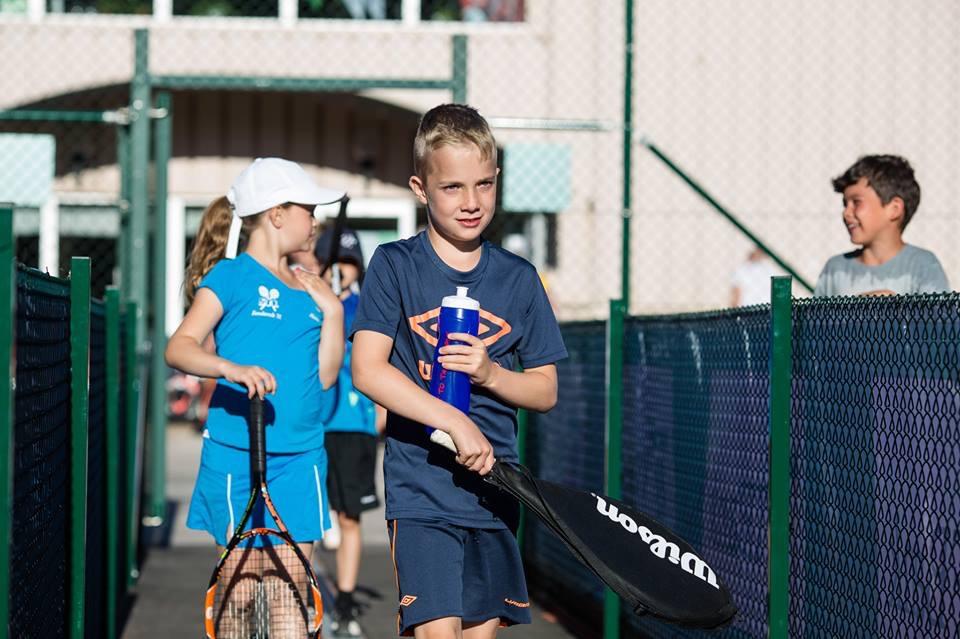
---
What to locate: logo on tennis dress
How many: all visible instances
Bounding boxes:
[593,494,720,590]
[251,285,282,319]
[400,595,417,607]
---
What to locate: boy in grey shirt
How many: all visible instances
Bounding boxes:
[814,155,950,297]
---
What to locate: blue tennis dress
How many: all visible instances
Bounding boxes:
[186,253,334,545]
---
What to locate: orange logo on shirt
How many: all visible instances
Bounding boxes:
[400,595,418,607]
[408,308,512,348]
[409,307,512,382]
[504,598,530,608]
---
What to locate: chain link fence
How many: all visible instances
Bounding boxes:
[5,3,960,637]
[4,0,959,317]
[522,294,960,638]
[632,0,960,313]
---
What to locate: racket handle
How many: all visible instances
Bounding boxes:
[429,429,458,453]
[249,396,267,484]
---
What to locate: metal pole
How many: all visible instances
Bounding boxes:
[117,125,131,296]
[451,34,467,103]
[768,276,793,638]
[124,301,140,588]
[69,257,92,639]
[145,92,171,524]
[621,0,634,308]
[130,29,151,352]
[642,140,814,293]
[104,288,121,639]
[603,298,626,639]
[0,207,15,639]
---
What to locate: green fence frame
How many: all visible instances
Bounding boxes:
[603,299,626,639]
[768,277,793,637]
[0,207,14,639]
[124,300,141,588]
[69,257,92,639]
[0,204,140,637]
[105,288,122,639]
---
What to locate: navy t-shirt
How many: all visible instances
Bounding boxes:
[350,232,567,529]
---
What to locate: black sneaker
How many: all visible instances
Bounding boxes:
[330,592,363,638]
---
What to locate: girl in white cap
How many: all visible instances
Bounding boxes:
[165,158,346,636]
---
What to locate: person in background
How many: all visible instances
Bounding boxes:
[814,155,950,297]
[730,246,779,307]
[307,226,386,637]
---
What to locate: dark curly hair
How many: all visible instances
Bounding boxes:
[832,155,921,230]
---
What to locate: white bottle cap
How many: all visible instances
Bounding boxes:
[442,286,480,311]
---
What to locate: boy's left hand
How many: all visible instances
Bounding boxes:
[438,333,498,388]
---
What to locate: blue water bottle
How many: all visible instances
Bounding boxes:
[427,287,480,447]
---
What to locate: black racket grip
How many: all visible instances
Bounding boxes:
[248,396,266,485]
[318,195,349,278]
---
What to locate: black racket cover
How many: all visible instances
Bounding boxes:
[488,462,737,629]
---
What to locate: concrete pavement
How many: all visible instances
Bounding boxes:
[121,422,581,638]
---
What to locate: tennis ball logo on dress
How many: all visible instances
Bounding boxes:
[251,285,282,319]
[593,494,720,589]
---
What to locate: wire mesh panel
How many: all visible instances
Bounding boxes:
[631,0,960,313]
[621,309,771,638]
[0,118,123,297]
[84,300,107,639]
[10,267,72,639]
[522,321,607,625]
[790,293,960,639]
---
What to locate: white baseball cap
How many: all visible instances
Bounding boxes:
[224,158,345,258]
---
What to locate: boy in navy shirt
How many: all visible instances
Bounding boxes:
[351,104,567,638]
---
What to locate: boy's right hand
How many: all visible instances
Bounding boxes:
[447,416,496,475]
[221,362,277,399]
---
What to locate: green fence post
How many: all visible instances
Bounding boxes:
[451,34,467,103]
[145,91,171,525]
[768,276,793,638]
[603,298,626,639]
[130,28,151,351]
[104,288,121,638]
[124,300,140,588]
[0,207,15,639]
[69,257,92,639]
[116,124,131,297]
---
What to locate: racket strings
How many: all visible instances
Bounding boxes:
[213,541,312,638]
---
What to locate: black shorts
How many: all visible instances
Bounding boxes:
[326,432,380,518]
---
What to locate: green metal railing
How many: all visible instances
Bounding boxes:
[640,139,814,293]
[0,207,144,639]
[0,208,14,639]
[767,277,792,639]
[603,299,626,639]
[69,257,91,639]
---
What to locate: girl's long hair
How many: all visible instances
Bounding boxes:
[185,196,235,305]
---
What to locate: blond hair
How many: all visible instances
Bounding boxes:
[413,104,497,179]
[185,196,247,304]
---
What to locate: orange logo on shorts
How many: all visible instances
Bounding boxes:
[504,598,530,608]
[400,595,418,607]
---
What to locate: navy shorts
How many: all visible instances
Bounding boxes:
[388,519,532,636]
